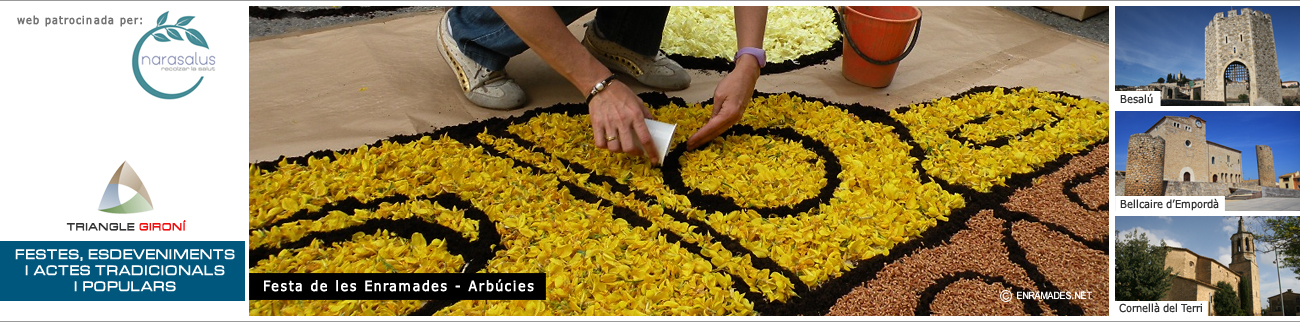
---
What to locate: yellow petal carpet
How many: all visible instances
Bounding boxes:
[661,6,842,74]
[249,86,1108,315]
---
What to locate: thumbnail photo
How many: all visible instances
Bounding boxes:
[1115,111,1300,211]
[1115,7,1300,106]
[1116,216,1300,316]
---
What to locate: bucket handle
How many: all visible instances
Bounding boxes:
[836,7,922,66]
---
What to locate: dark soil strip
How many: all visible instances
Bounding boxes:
[1001,219,1082,316]
[891,85,1011,115]
[249,193,499,270]
[913,272,1044,316]
[253,194,411,232]
[458,136,773,310]
[762,140,1105,316]
[1064,164,1110,212]
[465,132,813,305]
[248,194,503,317]
[474,102,820,299]
[659,125,842,218]
[993,207,1108,254]
[668,39,842,75]
[249,87,1106,316]
[249,6,413,20]
[948,109,1061,149]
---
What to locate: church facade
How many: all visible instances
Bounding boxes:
[1143,115,1245,183]
[1162,218,1261,315]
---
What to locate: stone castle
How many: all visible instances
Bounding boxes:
[1163,218,1261,315]
[1118,114,1300,197]
[1204,8,1283,105]
[1123,115,1266,196]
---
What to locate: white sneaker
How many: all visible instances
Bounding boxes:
[582,20,690,91]
[438,11,527,110]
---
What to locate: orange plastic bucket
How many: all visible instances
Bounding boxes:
[840,6,922,88]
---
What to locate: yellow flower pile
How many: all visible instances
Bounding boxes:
[500,94,962,291]
[249,88,1104,315]
[679,134,825,208]
[662,6,839,63]
[891,87,1110,192]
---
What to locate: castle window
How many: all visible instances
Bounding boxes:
[1213,157,1216,164]
[1184,172,1191,181]
[1186,140,1192,147]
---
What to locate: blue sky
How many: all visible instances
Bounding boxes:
[1116,6,1300,87]
[1115,111,1300,181]
[1117,216,1300,304]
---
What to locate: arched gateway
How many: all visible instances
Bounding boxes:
[1204,8,1282,105]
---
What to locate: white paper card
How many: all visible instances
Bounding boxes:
[639,118,676,163]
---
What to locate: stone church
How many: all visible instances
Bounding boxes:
[1162,218,1261,315]
[1140,115,1244,183]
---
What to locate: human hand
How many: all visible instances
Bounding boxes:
[589,80,659,164]
[687,55,761,150]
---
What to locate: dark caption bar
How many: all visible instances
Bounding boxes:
[249,273,545,300]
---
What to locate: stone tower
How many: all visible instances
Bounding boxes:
[1127,134,1165,196]
[1257,145,1276,187]
[1229,217,1261,315]
[1204,8,1283,105]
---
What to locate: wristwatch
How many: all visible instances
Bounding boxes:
[734,47,766,68]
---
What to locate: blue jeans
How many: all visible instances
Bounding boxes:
[446,6,669,71]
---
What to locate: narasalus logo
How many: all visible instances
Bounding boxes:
[132,11,213,99]
[98,161,154,214]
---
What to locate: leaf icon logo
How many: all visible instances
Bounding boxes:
[132,11,212,99]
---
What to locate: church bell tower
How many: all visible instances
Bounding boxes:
[1229,217,1261,315]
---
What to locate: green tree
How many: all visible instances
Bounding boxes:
[1158,77,1166,83]
[1239,94,1250,102]
[1214,281,1245,316]
[1239,277,1253,315]
[1116,230,1173,301]
[1257,217,1300,277]
[1167,73,1175,84]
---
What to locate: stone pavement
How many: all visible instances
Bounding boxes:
[1226,197,1300,211]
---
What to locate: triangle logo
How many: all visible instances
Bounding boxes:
[98,161,154,214]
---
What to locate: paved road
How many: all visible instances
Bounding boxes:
[997,6,1108,43]
[1226,197,1300,211]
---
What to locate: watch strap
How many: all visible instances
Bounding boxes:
[734,47,766,68]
